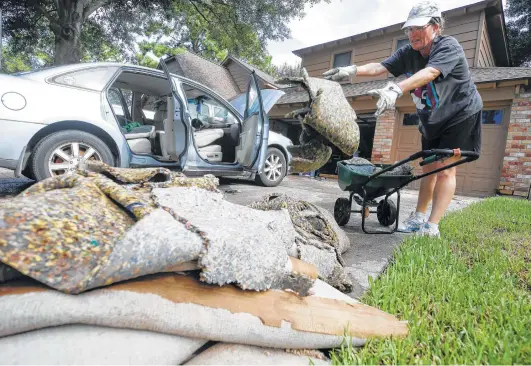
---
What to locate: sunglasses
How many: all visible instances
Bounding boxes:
[403,24,431,34]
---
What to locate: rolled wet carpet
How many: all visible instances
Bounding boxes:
[277,69,360,173]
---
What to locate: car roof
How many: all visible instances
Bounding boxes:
[15,62,229,101]
[16,62,164,80]
[14,62,284,114]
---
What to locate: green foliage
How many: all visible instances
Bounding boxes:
[0,0,326,68]
[134,1,284,74]
[0,46,32,73]
[274,61,303,78]
[505,0,531,66]
[331,197,531,364]
[79,19,126,63]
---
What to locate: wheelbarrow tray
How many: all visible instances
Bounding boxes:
[337,161,412,199]
[334,149,480,234]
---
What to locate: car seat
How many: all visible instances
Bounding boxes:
[121,125,156,155]
[152,99,167,131]
[194,129,224,162]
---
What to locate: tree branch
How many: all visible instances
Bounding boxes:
[170,33,181,43]
[52,0,60,12]
[83,0,110,21]
[211,0,230,6]
[194,0,223,19]
[56,0,67,18]
[193,0,239,40]
[34,3,61,34]
[188,0,211,24]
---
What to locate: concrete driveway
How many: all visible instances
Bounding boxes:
[0,168,480,299]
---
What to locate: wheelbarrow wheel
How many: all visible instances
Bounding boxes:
[334,198,351,226]
[377,199,397,227]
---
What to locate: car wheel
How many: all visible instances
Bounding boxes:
[31,130,114,181]
[21,165,36,180]
[255,147,287,187]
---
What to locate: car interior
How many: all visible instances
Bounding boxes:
[107,71,242,164]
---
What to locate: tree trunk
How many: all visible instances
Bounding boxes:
[53,0,86,65]
[54,35,82,65]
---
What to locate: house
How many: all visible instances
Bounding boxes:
[269,0,531,198]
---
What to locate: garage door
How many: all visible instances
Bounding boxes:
[392,107,509,197]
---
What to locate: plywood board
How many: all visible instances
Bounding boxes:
[0,274,408,339]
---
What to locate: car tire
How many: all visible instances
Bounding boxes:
[21,165,36,180]
[255,147,287,187]
[31,130,114,182]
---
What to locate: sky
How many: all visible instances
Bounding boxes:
[267,0,508,66]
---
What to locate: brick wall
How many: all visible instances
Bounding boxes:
[371,108,396,163]
[498,85,531,198]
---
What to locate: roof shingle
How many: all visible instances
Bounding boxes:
[224,56,281,87]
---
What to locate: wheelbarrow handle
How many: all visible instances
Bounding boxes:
[418,149,480,166]
[363,149,479,184]
[362,148,480,201]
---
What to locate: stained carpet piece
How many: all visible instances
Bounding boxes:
[277,69,360,173]
[1,163,317,295]
[249,193,352,292]
[153,187,308,292]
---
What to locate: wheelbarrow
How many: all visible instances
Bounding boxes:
[333,149,480,234]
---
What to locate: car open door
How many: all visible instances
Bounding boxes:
[160,59,188,165]
[236,72,269,172]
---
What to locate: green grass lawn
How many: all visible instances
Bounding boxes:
[331,197,531,365]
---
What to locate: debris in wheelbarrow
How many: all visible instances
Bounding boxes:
[343,157,415,177]
[333,149,480,234]
[276,68,360,173]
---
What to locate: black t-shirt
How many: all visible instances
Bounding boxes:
[381,35,483,140]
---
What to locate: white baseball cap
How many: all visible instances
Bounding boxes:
[402,1,442,29]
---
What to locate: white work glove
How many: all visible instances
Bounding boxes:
[323,65,357,81]
[367,82,403,117]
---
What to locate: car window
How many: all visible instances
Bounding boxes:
[246,78,259,117]
[182,83,237,126]
[201,103,210,117]
[108,88,125,116]
[214,106,225,118]
[50,66,118,91]
[140,94,160,120]
[120,89,133,115]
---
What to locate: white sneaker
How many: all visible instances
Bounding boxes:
[397,212,426,233]
[415,222,441,238]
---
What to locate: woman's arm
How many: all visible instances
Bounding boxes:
[367,66,442,117]
[355,63,389,77]
[397,67,441,93]
[323,62,388,81]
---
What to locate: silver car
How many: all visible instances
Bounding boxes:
[0,62,293,187]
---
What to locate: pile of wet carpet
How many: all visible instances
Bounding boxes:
[0,162,407,364]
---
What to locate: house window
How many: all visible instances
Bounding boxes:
[333,51,352,68]
[403,113,419,126]
[481,110,503,125]
[396,38,409,50]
